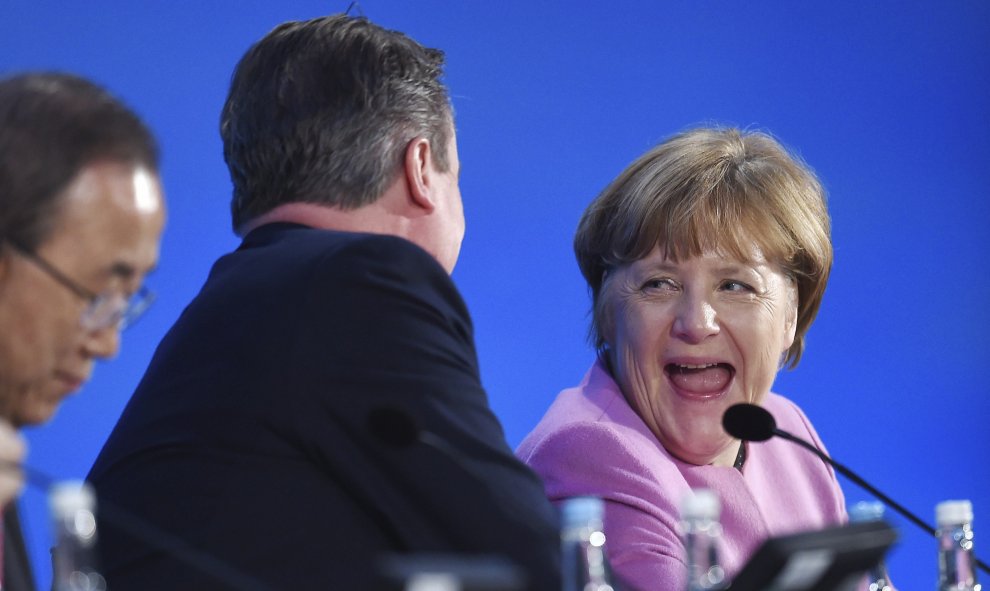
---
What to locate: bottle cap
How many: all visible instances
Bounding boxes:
[849,501,885,522]
[561,496,604,527]
[935,500,973,527]
[682,489,720,521]
[49,480,97,518]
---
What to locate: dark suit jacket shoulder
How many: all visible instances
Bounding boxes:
[88,224,560,591]
[3,504,36,591]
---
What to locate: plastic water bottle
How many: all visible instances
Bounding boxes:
[849,501,893,591]
[560,496,616,591]
[681,489,726,591]
[49,481,107,591]
[936,500,980,591]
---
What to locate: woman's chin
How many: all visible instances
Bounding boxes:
[663,435,738,467]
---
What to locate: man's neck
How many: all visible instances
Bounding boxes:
[234,173,454,275]
[237,201,402,236]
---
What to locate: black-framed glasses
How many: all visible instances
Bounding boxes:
[6,242,155,331]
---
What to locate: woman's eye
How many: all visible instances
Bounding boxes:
[642,278,677,291]
[721,280,753,293]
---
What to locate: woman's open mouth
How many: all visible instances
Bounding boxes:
[664,362,734,396]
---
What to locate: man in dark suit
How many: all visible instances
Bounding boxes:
[88,14,560,591]
[0,72,167,590]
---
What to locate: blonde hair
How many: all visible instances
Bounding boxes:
[574,127,832,368]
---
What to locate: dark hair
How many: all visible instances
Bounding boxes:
[575,127,832,368]
[0,72,160,251]
[221,14,453,231]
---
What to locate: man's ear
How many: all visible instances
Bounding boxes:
[403,136,436,213]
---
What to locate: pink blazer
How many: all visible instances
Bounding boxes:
[518,360,848,591]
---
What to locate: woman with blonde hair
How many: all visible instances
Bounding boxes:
[519,127,844,589]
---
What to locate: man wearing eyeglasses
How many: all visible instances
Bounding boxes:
[0,72,166,591]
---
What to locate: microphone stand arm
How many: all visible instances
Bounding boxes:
[773,427,990,575]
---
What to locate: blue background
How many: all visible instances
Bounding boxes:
[3,2,988,589]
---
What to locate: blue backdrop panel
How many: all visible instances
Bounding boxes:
[2,2,987,589]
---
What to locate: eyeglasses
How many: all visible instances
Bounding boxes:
[6,242,155,331]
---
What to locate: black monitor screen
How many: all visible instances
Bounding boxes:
[728,520,898,591]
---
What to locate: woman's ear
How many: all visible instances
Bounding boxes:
[596,269,618,349]
[782,280,799,352]
[402,136,437,213]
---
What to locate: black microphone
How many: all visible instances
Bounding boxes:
[367,406,490,480]
[93,494,275,591]
[366,406,538,591]
[366,406,536,515]
[367,407,500,475]
[720,403,776,442]
[722,403,989,575]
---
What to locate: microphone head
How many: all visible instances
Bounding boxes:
[722,403,777,442]
[367,407,420,448]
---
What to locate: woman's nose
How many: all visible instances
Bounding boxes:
[671,294,719,343]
